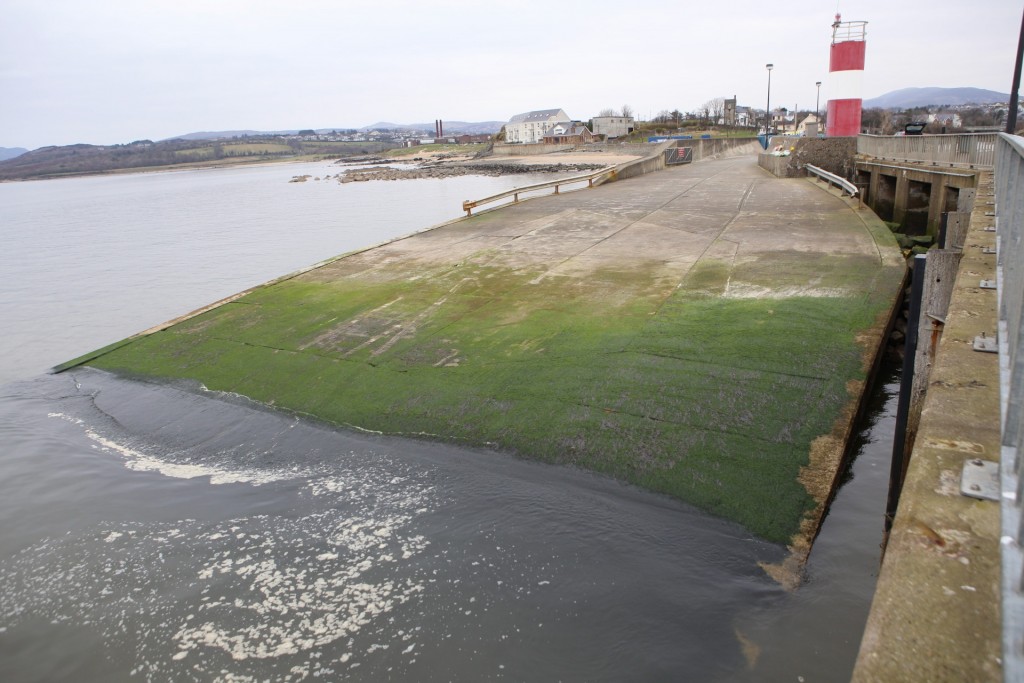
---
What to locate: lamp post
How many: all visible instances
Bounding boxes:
[815,81,822,122]
[765,63,774,136]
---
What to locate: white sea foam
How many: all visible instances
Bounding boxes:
[48,412,306,486]
[6,415,443,681]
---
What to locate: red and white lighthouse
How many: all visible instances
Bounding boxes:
[826,14,867,137]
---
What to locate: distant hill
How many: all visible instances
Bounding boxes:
[864,87,1011,109]
[0,137,398,181]
[166,121,504,142]
[0,147,28,161]
[165,130,274,141]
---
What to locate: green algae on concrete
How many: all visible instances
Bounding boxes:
[79,158,905,544]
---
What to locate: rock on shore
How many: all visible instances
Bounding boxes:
[337,162,607,183]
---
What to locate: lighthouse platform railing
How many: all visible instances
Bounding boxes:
[857,133,997,170]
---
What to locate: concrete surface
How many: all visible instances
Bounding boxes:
[75,155,904,559]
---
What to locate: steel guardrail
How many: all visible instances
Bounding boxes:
[859,133,997,169]
[461,166,615,216]
[805,163,859,196]
[462,142,678,216]
[995,132,1024,683]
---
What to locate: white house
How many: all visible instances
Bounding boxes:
[796,114,821,135]
[735,106,754,128]
[592,116,635,139]
[505,108,571,144]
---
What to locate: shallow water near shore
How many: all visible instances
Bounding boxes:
[0,160,897,680]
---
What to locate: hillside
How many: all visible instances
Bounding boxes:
[864,87,1011,109]
[165,121,504,142]
[0,137,398,181]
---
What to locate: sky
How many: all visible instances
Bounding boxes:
[1,0,1020,150]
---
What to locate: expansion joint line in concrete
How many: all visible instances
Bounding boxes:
[631,349,833,383]
[517,164,742,286]
[644,179,757,323]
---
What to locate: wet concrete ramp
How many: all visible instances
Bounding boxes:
[77,156,905,548]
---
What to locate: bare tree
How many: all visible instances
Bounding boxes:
[598,108,618,117]
[621,104,634,118]
[699,102,712,127]
[709,97,725,125]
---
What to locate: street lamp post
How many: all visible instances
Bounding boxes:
[765,64,774,137]
[815,81,822,122]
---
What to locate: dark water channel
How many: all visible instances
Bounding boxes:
[0,162,900,681]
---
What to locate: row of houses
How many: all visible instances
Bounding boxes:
[504,109,636,145]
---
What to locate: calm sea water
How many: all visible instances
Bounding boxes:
[0,161,897,681]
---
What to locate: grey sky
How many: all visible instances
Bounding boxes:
[1,0,1020,150]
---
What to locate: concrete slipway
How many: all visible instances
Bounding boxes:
[67,155,905,568]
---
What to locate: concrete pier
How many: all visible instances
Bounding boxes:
[70,155,905,554]
[852,171,1002,681]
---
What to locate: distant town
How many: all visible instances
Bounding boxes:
[0,87,1017,181]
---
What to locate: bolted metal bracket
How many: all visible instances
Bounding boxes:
[974,333,998,353]
[980,279,997,289]
[960,458,1000,501]
[984,226,996,232]
[982,246,997,255]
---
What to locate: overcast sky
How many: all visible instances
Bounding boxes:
[1,0,1020,150]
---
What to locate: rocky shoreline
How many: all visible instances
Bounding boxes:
[331,160,608,183]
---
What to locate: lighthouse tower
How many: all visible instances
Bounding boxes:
[826,14,867,137]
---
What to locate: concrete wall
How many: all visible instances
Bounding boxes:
[608,139,758,183]
[757,153,789,176]
[680,137,761,161]
[760,137,858,179]
[856,160,979,236]
[491,143,576,156]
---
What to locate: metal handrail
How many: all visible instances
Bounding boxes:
[462,142,677,216]
[995,132,1024,683]
[858,133,997,169]
[461,166,614,216]
[805,164,858,197]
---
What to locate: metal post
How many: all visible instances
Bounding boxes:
[815,81,822,128]
[766,63,773,137]
[1007,8,1024,134]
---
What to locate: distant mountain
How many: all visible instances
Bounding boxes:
[0,147,28,161]
[359,121,504,135]
[164,130,275,141]
[864,87,1011,109]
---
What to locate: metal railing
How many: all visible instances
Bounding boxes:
[461,166,614,216]
[805,164,859,197]
[858,133,997,169]
[462,142,676,216]
[995,132,1024,683]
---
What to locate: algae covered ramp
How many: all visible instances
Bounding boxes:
[75,157,904,545]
